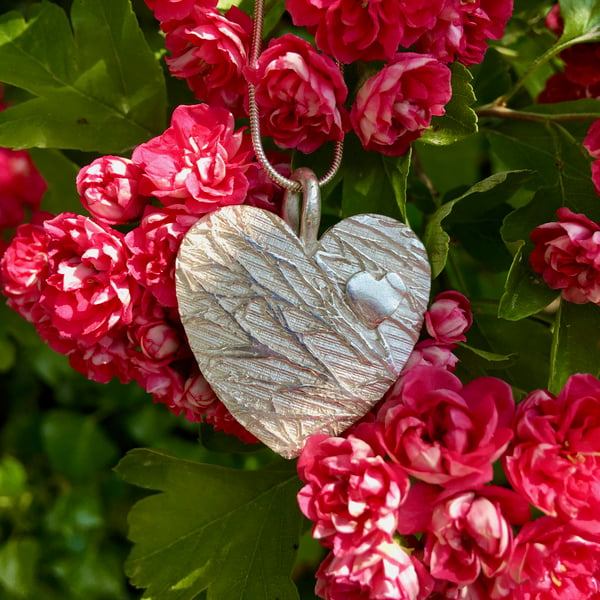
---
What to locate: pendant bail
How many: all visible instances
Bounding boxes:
[283,167,321,255]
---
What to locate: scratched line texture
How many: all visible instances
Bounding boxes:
[176,205,431,458]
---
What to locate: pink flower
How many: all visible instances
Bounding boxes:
[425,291,472,345]
[424,487,525,584]
[584,120,600,159]
[132,104,253,214]
[0,147,46,230]
[538,72,600,103]
[560,43,600,87]
[378,366,515,491]
[492,517,600,599]
[396,0,447,48]
[350,53,452,157]
[162,7,251,116]
[1,221,49,321]
[76,156,147,225]
[297,433,410,553]
[247,34,348,153]
[402,340,460,372]
[125,206,198,308]
[504,373,600,533]
[144,0,205,22]
[244,153,291,215]
[285,0,404,63]
[202,396,260,443]
[315,535,431,600]
[39,213,137,343]
[529,207,600,304]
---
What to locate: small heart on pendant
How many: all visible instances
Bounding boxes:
[346,271,407,328]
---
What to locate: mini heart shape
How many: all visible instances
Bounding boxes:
[175,205,430,458]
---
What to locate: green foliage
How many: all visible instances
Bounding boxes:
[116,449,304,600]
[0,0,166,153]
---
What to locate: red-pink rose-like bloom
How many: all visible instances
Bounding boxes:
[315,536,430,600]
[202,395,260,443]
[492,517,600,599]
[132,103,253,214]
[378,366,515,491]
[529,207,600,304]
[244,153,291,215]
[504,373,600,533]
[0,147,46,230]
[402,340,460,373]
[350,53,452,157]
[247,34,349,154]
[425,291,472,345]
[144,0,206,22]
[125,207,199,308]
[285,0,404,64]
[0,221,49,321]
[424,487,523,584]
[162,7,251,116]
[538,71,600,103]
[297,433,410,553]
[39,213,137,343]
[76,156,147,225]
[584,120,600,159]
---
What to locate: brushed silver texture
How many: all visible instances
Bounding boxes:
[175,205,431,458]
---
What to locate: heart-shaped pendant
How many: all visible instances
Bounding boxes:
[175,169,430,458]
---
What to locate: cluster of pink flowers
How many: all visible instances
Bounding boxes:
[529,207,600,305]
[298,294,600,598]
[147,0,512,156]
[0,90,46,255]
[0,102,292,442]
[539,5,600,103]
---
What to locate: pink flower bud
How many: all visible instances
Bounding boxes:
[425,290,472,345]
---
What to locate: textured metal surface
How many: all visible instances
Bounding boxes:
[175,205,431,458]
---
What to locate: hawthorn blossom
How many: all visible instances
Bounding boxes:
[504,373,600,533]
[350,53,452,157]
[144,0,204,22]
[425,290,472,345]
[247,34,348,153]
[162,6,251,115]
[76,156,147,225]
[378,366,515,491]
[132,103,253,214]
[529,207,600,305]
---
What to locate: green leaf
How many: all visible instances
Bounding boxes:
[382,150,411,222]
[423,170,531,278]
[116,448,304,600]
[420,63,478,146]
[0,456,27,500]
[498,242,559,320]
[0,537,39,597]
[28,148,81,215]
[0,0,166,153]
[549,300,600,393]
[559,0,600,43]
[41,410,119,481]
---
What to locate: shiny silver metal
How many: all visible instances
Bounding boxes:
[175,177,431,458]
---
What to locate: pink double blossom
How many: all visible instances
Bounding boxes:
[504,373,600,533]
[584,120,600,197]
[247,34,348,154]
[132,103,253,214]
[144,0,204,22]
[76,156,147,225]
[378,366,515,491]
[425,290,472,345]
[162,6,251,115]
[297,433,409,553]
[350,53,452,157]
[529,207,600,305]
[39,213,138,344]
[492,516,600,599]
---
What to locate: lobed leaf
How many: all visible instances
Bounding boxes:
[116,448,304,600]
[0,0,166,153]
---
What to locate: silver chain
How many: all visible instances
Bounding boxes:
[247,0,344,193]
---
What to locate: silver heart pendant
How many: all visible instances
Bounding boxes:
[175,169,431,458]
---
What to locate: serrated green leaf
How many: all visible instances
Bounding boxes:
[116,448,303,600]
[549,300,600,393]
[381,150,411,222]
[559,0,600,43]
[420,63,477,146]
[423,170,531,278]
[41,410,119,481]
[498,242,559,320]
[0,0,166,153]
